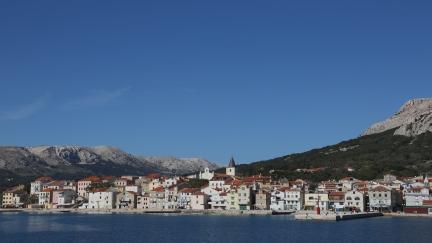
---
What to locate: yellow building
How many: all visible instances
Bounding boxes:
[1,185,26,208]
[304,192,329,211]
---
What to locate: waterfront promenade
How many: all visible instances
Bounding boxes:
[0,208,273,216]
[3,208,432,220]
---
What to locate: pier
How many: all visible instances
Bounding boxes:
[294,211,383,221]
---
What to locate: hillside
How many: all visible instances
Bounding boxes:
[236,98,432,182]
[236,129,432,181]
[238,98,432,181]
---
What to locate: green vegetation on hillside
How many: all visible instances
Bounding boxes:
[236,129,432,182]
[185,179,209,188]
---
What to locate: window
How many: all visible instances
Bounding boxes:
[355,197,360,201]
[347,197,352,200]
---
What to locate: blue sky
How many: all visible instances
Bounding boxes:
[1,0,431,164]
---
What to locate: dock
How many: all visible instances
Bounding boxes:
[271,210,295,215]
[294,211,383,221]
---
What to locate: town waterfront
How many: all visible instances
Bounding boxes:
[1,213,432,243]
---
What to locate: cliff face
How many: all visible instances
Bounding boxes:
[363,98,432,137]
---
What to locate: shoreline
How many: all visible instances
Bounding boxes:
[1,208,432,218]
[0,208,275,216]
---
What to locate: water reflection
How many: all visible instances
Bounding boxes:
[0,214,97,233]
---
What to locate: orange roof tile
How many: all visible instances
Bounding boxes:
[423,200,432,206]
[371,186,390,192]
[180,188,199,193]
[79,176,101,183]
[146,173,161,180]
[89,188,109,193]
[152,186,165,192]
[35,176,54,183]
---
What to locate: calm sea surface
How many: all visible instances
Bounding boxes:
[1,213,432,243]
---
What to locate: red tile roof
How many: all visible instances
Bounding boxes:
[146,173,161,180]
[423,200,432,206]
[35,176,54,183]
[79,176,101,183]
[47,180,64,187]
[180,188,199,193]
[152,186,165,192]
[100,175,115,181]
[371,186,390,192]
[89,188,109,193]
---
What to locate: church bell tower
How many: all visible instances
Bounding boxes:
[226,156,236,176]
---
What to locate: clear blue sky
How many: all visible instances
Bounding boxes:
[1,0,431,164]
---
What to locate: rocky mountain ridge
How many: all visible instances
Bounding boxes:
[0,145,219,188]
[141,156,219,174]
[363,98,432,136]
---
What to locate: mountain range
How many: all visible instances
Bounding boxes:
[2,98,432,189]
[0,145,218,190]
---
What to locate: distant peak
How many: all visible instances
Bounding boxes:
[363,98,432,137]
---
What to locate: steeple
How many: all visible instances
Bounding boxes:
[228,156,236,168]
[226,156,236,176]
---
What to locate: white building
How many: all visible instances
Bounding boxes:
[237,184,252,210]
[38,189,54,207]
[209,192,228,210]
[339,177,359,191]
[190,192,209,210]
[369,186,400,212]
[86,189,116,209]
[137,194,150,209]
[270,188,304,211]
[178,188,199,209]
[52,189,76,208]
[405,187,430,207]
[199,167,215,180]
[147,187,165,210]
[125,185,140,194]
[344,190,365,212]
[30,177,54,195]
[163,177,178,188]
[209,175,232,190]
[77,176,101,199]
